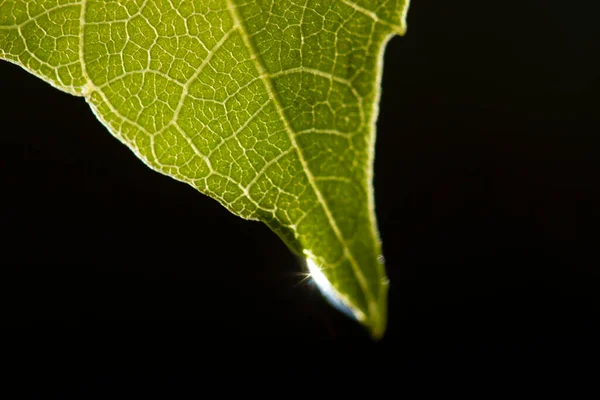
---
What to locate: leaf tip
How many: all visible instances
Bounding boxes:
[365,277,389,341]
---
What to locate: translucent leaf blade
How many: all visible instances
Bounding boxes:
[0,0,410,339]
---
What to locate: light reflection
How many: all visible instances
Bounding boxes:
[305,256,364,322]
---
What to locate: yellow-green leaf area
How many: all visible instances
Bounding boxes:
[0,0,410,339]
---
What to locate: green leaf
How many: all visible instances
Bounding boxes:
[0,0,409,339]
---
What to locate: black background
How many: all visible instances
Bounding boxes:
[1,0,599,392]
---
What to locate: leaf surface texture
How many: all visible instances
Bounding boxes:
[0,0,410,338]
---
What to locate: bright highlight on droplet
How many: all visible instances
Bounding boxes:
[305,255,365,322]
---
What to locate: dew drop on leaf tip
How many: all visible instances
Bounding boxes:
[304,256,365,323]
